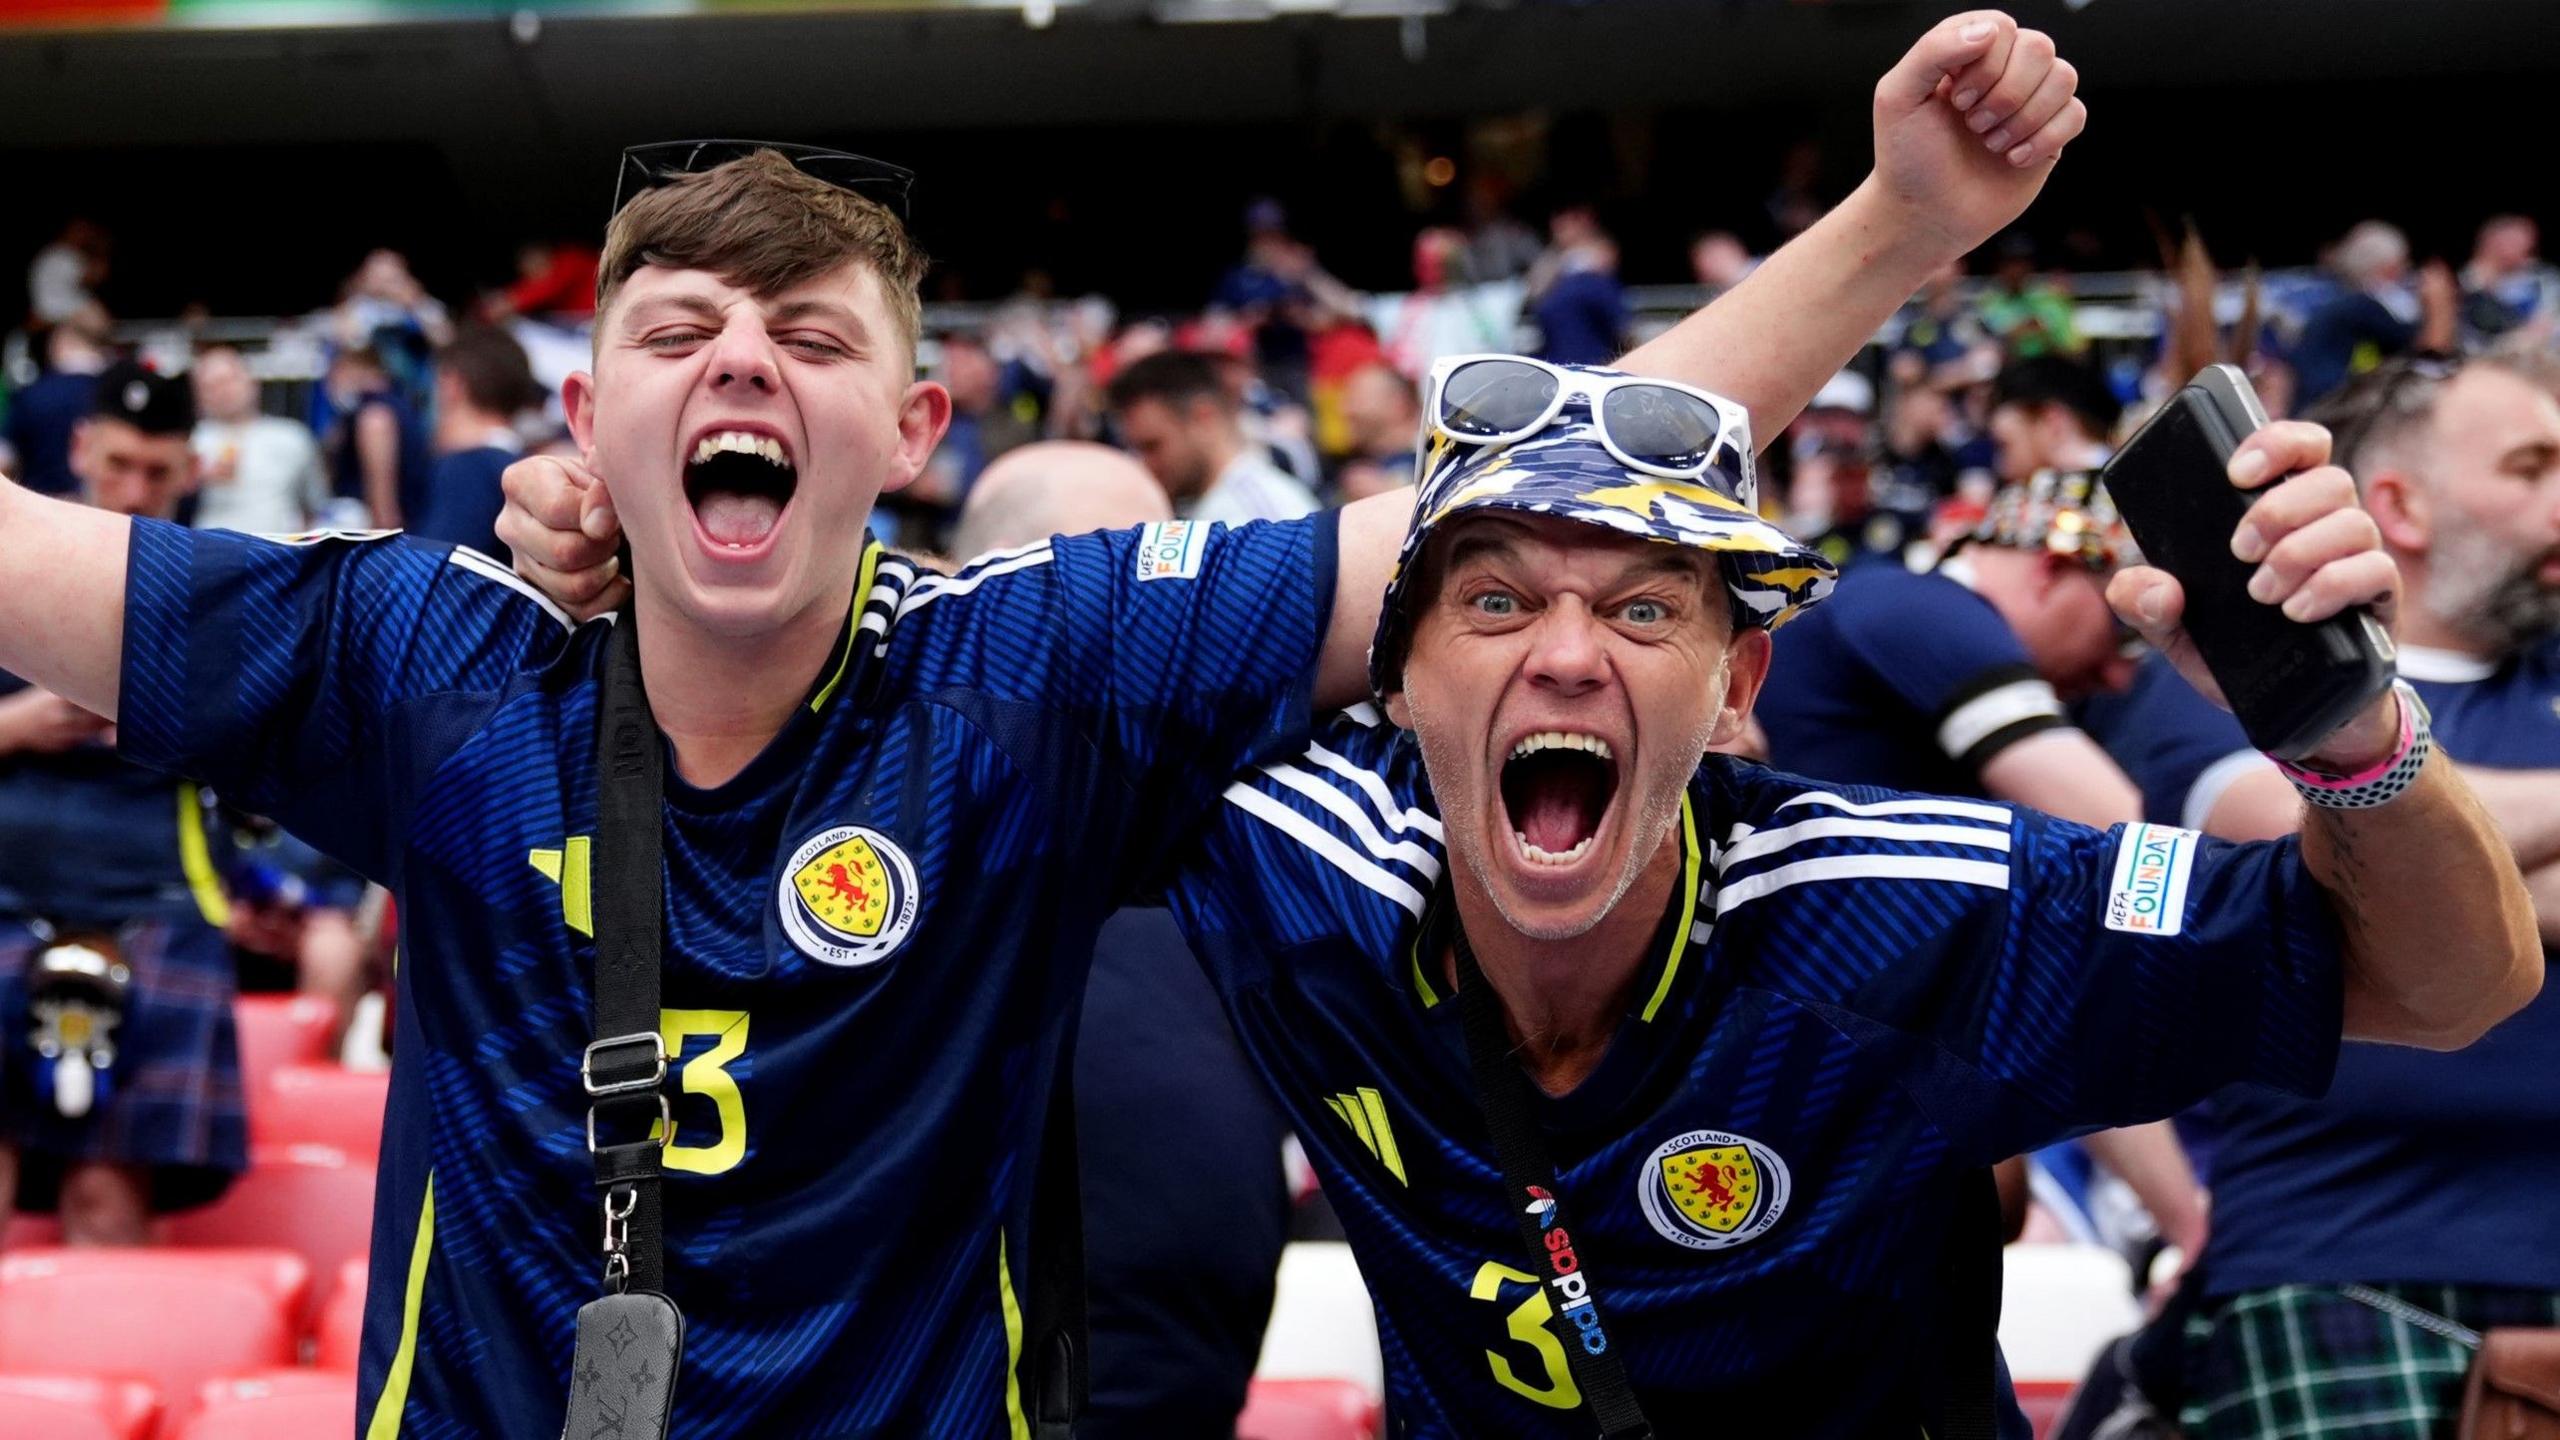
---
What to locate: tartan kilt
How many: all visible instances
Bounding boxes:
[0,915,248,1213]
[2183,1281,2560,1440]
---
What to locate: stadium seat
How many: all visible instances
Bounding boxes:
[1998,1243,2144,1387]
[0,1374,159,1440]
[1,1212,62,1249]
[163,1146,373,1330]
[176,1370,357,1440]
[249,1063,388,1157]
[1237,1377,1381,1440]
[2015,1377,2079,1440]
[313,1259,369,1371]
[1254,1242,1385,1399]
[230,995,337,1098]
[0,1251,301,1424]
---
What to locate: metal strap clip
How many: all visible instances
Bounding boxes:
[582,1032,668,1097]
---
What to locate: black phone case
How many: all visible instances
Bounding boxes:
[2101,364,2397,760]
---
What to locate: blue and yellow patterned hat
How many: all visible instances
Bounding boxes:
[1368,369,1837,700]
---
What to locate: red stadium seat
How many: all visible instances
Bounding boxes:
[249,1064,388,1157]
[230,995,337,1098]
[2016,1377,2079,1439]
[163,1147,373,1330]
[1237,1378,1381,1440]
[0,1251,300,1425]
[313,1259,369,1372]
[176,1370,357,1440]
[0,1374,160,1440]
[1,1213,62,1250]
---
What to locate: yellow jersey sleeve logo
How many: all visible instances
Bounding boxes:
[779,825,920,967]
[1638,1129,1790,1251]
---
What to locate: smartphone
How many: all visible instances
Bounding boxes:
[2101,364,2397,760]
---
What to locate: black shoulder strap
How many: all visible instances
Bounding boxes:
[1452,931,1653,1440]
[588,612,669,1296]
[1934,1165,2007,1440]
[1026,1074,1088,1440]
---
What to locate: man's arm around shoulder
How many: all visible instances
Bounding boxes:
[0,477,132,719]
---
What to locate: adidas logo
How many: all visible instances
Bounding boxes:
[1323,1086,1407,1186]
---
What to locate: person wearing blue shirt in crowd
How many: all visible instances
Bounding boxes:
[1528,205,1629,369]
[322,341,434,528]
[0,361,247,1244]
[2165,352,2560,1440]
[0,310,114,498]
[408,326,542,563]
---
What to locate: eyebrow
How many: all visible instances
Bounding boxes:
[620,293,726,331]
[767,297,868,340]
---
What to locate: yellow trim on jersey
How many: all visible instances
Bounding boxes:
[997,1230,1032,1440]
[364,1172,437,1440]
[1639,793,1702,1023]
[810,540,885,714]
[1326,1087,1409,1185]
[1409,933,1443,1009]
[176,787,232,928]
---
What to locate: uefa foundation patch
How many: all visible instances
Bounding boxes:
[1638,1129,1790,1251]
[780,825,921,967]
[1133,520,1207,581]
[2105,822,2199,937]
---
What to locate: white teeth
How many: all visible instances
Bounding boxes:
[1506,731,1614,762]
[690,431,790,468]
[1514,832,1596,866]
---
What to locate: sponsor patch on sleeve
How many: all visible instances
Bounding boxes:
[2105,821,2199,937]
[1133,520,1207,582]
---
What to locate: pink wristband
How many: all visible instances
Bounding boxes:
[2272,688,2413,790]
[2271,683,2431,811]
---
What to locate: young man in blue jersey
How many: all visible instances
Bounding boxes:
[2111,353,2560,1440]
[0,14,2090,1435]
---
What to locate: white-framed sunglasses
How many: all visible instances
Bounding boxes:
[1422,353,1759,512]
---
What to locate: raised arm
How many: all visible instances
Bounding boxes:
[2109,424,2542,1050]
[0,478,134,718]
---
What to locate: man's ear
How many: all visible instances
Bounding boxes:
[563,371,600,468]
[1709,626,1774,748]
[880,380,955,498]
[2362,468,2429,556]
[1382,685,1413,731]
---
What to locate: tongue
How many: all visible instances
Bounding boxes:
[696,492,782,547]
[1518,774,1592,855]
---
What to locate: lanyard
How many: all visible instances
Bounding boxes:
[1449,922,2004,1440]
[1452,928,1655,1440]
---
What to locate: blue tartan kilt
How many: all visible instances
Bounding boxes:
[0,915,248,1213]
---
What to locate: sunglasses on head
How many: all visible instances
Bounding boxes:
[2321,351,2463,474]
[611,140,916,226]
[1423,354,1758,512]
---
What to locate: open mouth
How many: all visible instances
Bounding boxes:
[683,430,798,551]
[1499,732,1620,866]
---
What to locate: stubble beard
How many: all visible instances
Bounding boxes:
[2421,526,2560,657]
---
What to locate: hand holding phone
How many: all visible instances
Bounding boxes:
[2101,366,2400,761]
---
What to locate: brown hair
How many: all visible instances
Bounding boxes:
[596,149,927,361]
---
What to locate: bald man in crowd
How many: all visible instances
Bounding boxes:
[953,437,1296,1438]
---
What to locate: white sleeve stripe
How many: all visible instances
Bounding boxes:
[445,546,572,629]
[1256,763,1445,880]
[1714,855,2011,917]
[1224,784,1428,917]
[2181,750,2278,833]
[1937,678,2066,760]
[1715,816,2014,872]
[1339,703,1384,728]
[895,547,1054,620]
[1301,740,1445,841]
[1774,791,2013,825]
[947,537,1057,571]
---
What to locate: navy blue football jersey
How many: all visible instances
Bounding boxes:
[115,515,1332,1439]
[1757,562,2071,797]
[2202,638,2560,1295]
[0,669,226,929]
[1169,709,2344,1437]
[2076,651,2267,831]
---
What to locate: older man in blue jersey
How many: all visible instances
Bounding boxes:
[0,13,2098,1436]
[1148,354,2538,1436]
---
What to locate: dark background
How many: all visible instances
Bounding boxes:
[1,0,2551,317]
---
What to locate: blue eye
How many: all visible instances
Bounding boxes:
[1623,600,1668,625]
[1473,592,1517,617]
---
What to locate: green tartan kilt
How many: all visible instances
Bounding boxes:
[2182,1282,2560,1439]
